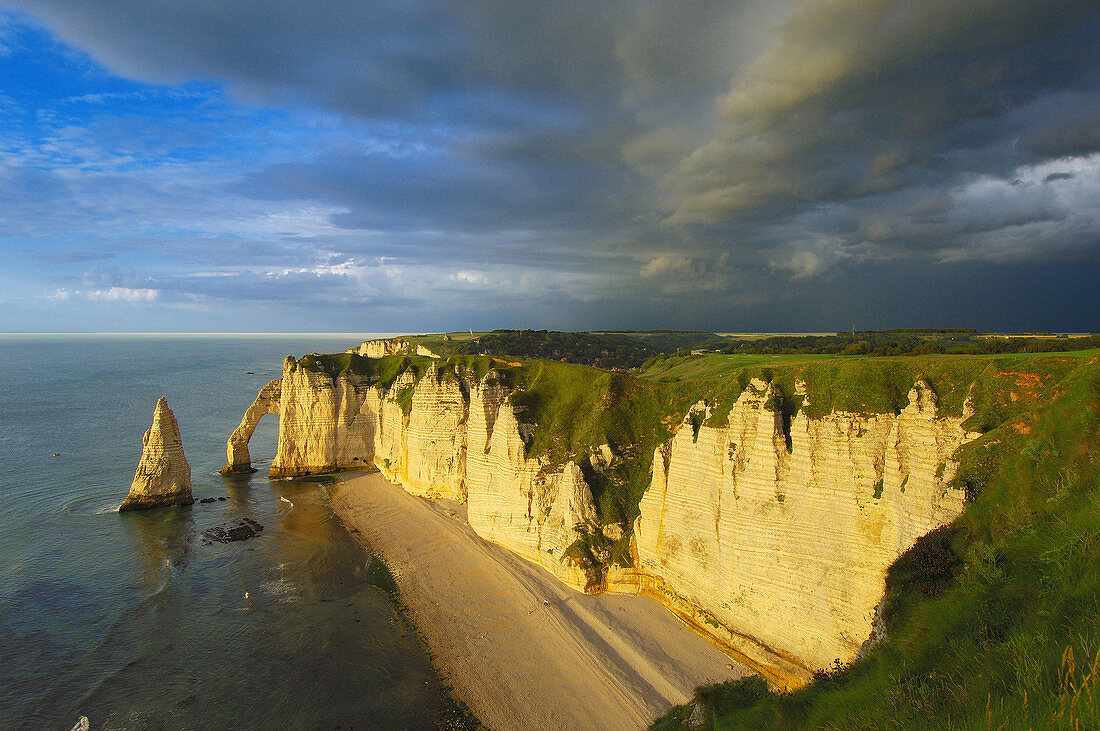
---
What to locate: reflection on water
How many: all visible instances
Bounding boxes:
[4,477,476,730]
[124,505,197,589]
[0,336,477,730]
[72,478,467,730]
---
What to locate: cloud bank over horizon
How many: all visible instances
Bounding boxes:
[0,1,1097,332]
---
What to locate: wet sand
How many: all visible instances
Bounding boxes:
[331,472,749,731]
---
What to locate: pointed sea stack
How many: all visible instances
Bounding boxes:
[120,397,194,511]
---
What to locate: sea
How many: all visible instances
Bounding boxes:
[0,334,473,730]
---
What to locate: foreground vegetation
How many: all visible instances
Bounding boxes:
[655,352,1100,729]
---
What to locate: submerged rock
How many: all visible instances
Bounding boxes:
[120,398,194,512]
[202,518,264,544]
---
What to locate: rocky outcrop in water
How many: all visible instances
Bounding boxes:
[201,518,264,544]
[121,397,193,511]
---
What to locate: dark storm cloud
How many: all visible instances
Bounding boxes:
[668,0,1100,224]
[232,147,632,235]
[4,0,745,130]
[3,1,466,117]
[4,0,1099,330]
[1018,112,1100,159]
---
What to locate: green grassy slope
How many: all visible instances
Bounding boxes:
[654,353,1100,730]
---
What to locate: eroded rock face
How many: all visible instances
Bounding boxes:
[224,360,978,685]
[121,398,193,511]
[403,366,467,500]
[466,402,602,587]
[221,378,281,474]
[349,338,410,358]
[634,379,977,683]
[225,361,603,588]
[270,356,377,477]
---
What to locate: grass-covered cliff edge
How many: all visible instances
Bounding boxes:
[295,345,1099,727]
[652,350,1100,729]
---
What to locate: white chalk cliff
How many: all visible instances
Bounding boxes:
[225,359,977,686]
[222,378,281,474]
[634,378,975,686]
[348,337,440,359]
[121,397,193,511]
[349,338,411,358]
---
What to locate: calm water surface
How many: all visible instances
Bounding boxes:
[0,335,469,730]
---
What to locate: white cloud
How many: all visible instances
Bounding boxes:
[86,286,159,301]
[770,250,824,280]
[640,255,695,278]
[449,269,492,286]
[48,286,159,302]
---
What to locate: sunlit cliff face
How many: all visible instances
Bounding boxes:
[230,359,977,683]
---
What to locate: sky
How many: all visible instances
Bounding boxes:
[0,1,1097,333]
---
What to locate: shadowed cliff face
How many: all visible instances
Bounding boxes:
[224,357,978,685]
[121,397,194,511]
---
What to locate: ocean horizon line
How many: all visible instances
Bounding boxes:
[0,332,400,337]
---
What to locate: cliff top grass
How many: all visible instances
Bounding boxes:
[297,351,442,389]
[295,351,705,530]
[299,349,1096,542]
[300,345,1100,728]
[501,359,717,533]
[642,349,1099,426]
[654,353,1100,730]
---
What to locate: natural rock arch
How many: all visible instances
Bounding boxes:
[220,378,281,474]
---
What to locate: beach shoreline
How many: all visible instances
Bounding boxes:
[329,471,749,731]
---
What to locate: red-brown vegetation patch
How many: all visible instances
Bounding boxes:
[999,370,1048,402]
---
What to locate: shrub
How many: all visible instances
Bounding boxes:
[889,525,963,602]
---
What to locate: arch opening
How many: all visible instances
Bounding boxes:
[220,378,282,475]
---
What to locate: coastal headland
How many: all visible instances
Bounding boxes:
[221,333,1100,728]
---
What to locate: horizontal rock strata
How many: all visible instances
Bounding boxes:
[635,379,975,685]
[225,358,977,684]
[121,397,193,511]
[349,338,410,358]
